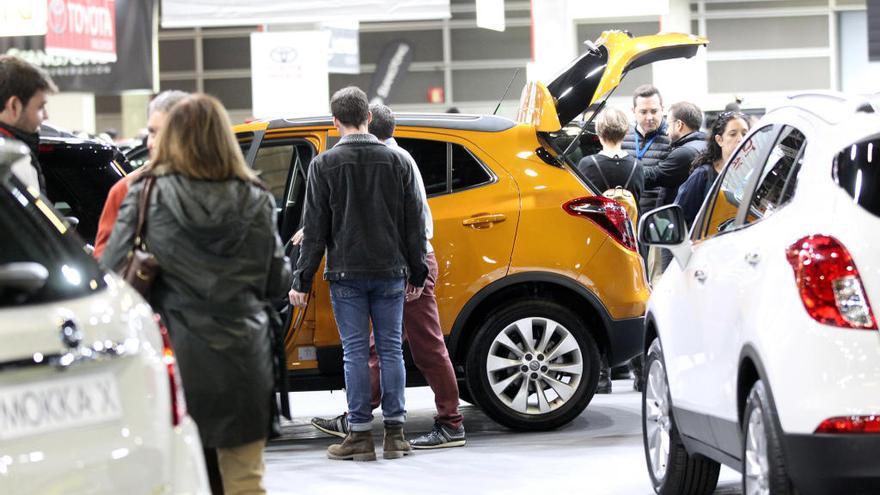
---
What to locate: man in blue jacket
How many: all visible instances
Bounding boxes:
[289,86,428,462]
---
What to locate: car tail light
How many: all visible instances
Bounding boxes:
[815,415,880,434]
[153,314,187,426]
[785,235,877,330]
[563,196,637,251]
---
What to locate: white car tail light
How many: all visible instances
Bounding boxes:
[153,314,187,426]
[562,196,637,251]
[785,234,877,330]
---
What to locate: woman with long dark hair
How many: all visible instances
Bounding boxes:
[675,111,750,227]
[102,94,291,494]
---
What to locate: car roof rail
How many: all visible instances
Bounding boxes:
[768,91,880,125]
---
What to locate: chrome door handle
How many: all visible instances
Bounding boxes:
[462,213,506,228]
[694,269,707,283]
[745,252,761,266]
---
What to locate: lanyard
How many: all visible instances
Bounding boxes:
[634,133,656,161]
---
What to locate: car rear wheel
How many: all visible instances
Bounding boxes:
[466,300,599,430]
[742,380,796,495]
[643,338,720,495]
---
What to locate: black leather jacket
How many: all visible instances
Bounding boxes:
[291,133,428,292]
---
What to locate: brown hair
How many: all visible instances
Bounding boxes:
[0,55,58,111]
[632,84,662,108]
[595,106,630,144]
[150,93,257,182]
[330,86,369,128]
[668,101,703,131]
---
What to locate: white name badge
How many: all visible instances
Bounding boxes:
[0,371,123,440]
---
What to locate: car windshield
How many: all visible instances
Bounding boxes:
[833,135,880,218]
[0,173,106,307]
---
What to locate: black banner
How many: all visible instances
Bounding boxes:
[0,0,156,94]
[367,40,413,105]
[870,0,880,61]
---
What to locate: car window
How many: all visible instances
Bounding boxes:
[251,144,296,207]
[698,125,778,239]
[451,144,493,192]
[395,138,449,196]
[833,134,880,219]
[0,174,106,308]
[743,126,806,226]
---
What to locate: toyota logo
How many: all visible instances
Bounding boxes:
[270,47,298,64]
[48,0,67,35]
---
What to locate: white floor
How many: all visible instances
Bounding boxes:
[264,380,741,495]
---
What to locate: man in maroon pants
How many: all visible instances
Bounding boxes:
[309,104,465,449]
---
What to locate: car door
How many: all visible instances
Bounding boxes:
[394,131,520,332]
[239,130,325,371]
[666,125,780,439]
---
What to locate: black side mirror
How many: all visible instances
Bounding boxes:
[639,205,687,246]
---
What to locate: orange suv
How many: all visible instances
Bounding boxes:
[235,31,707,430]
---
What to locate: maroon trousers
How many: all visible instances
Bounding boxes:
[368,252,463,429]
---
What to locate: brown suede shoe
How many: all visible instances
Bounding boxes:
[327,430,376,461]
[383,423,412,459]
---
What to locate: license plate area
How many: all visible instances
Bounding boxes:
[0,371,123,441]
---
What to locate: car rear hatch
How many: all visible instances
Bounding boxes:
[516,30,708,132]
[830,130,880,330]
[0,144,173,494]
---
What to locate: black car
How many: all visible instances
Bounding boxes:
[38,126,131,243]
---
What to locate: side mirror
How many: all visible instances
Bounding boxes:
[0,262,49,293]
[638,205,692,267]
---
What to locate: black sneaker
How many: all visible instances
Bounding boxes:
[409,422,466,449]
[311,413,349,439]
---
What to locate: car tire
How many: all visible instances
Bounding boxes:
[465,299,600,430]
[742,380,796,495]
[643,338,720,495]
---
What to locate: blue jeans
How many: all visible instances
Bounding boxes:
[329,277,406,431]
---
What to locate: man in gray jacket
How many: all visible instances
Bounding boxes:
[289,87,427,461]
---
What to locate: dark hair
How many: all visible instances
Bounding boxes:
[632,84,662,107]
[446,106,460,113]
[0,55,58,112]
[690,111,749,172]
[669,101,703,131]
[723,101,741,112]
[368,103,395,140]
[330,86,369,128]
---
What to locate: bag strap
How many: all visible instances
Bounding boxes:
[134,176,156,248]
[590,156,611,191]
[622,157,638,189]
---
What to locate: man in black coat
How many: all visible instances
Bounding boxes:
[0,55,56,195]
[644,101,706,209]
[621,84,672,214]
[645,101,707,286]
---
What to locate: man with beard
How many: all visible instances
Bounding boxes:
[0,55,57,194]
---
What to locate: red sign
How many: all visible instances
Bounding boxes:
[45,0,117,63]
[427,86,444,104]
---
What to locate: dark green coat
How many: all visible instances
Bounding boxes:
[103,173,292,448]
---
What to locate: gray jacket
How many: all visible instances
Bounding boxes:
[102,173,292,448]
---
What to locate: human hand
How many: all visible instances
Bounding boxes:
[405,283,424,302]
[289,289,308,307]
[291,228,304,246]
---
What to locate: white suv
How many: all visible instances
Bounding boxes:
[638,93,880,495]
[0,141,209,494]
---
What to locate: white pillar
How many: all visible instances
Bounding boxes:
[529,0,577,83]
[121,92,152,139]
[47,93,95,134]
[652,0,708,108]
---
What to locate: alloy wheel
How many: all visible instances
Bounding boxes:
[484,317,584,415]
[644,358,672,481]
[744,406,770,495]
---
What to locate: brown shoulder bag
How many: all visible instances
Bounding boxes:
[119,176,160,298]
